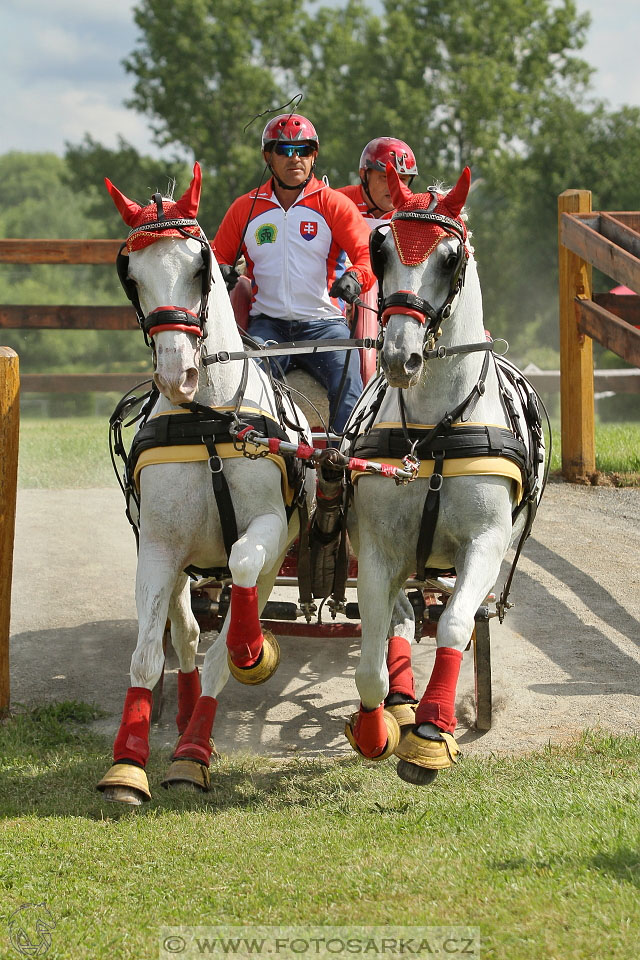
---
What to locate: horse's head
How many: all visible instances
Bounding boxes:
[106,163,213,404]
[374,164,472,388]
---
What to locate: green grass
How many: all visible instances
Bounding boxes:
[549,422,640,485]
[16,416,640,489]
[17,416,137,488]
[1,703,640,959]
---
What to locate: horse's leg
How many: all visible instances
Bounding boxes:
[344,546,409,760]
[98,548,180,804]
[223,512,288,685]
[385,590,418,735]
[167,573,202,737]
[162,513,287,790]
[397,531,507,786]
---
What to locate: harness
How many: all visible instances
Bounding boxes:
[115,200,213,346]
[110,198,307,579]
[110,385,305,580]
[345,356,547,619]
[345,197,548,619]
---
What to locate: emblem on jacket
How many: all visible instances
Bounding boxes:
[300,221,318,240]
[255,224,277,245]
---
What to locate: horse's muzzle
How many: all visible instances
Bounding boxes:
[381,350,423,389]
[153,368,199,403]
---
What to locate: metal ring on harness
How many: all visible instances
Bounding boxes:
[208,455,223,474]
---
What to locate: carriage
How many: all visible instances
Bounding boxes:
[98,161,547,803]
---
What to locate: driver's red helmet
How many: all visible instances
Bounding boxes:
[359,137,418,177]
[262,114,319,150]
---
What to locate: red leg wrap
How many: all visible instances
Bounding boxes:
[226,585,264,668]
[387,635,416,699]
[173,696,218,765]
[353,704,388,758]
[415,646,463,733]
[113,687,153,767]
[176,668,201,735]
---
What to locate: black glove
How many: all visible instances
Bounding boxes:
[219,263,239,291]
[329,271,362,304]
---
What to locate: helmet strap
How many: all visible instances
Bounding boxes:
[268,160,315,192]
[360,172,385,217]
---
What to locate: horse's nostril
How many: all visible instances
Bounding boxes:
[405,354,423,376]
[184,368,199,392]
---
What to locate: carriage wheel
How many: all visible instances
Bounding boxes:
[150,622,170,724]
[472,617,492,731]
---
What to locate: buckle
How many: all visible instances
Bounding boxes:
[207,455,223,474]
[428,472,443,492]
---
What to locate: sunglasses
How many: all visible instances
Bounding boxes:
[273,143,315,158]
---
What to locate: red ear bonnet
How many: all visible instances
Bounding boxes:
[439,166,471,219]
[387,165,470,266]
[104,178,143,227]
[175,162,202,218]
[386,162,414,209]
[105,163,204,251]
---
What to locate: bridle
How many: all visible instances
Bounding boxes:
[370,206,469,343]
[115,197,213,349]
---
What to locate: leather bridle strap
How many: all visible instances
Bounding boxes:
[411,348,492,580]
[179,401,239,559]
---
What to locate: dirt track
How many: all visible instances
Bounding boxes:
[9,480,640,757]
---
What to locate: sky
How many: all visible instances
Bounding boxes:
[1,0,639,159]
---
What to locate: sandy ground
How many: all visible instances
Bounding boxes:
[8,479,640,758]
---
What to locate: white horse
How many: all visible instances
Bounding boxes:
[342,163,546,784]
[97,164,314,804]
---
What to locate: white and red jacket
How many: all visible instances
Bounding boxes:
[336,183,394,231]
[213,176,374,320]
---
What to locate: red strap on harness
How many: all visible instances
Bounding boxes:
[381,290,426,326]
[147,323,204,338]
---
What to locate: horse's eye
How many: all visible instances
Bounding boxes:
[444,250,459,271]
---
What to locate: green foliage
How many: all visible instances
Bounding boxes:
[3,0,640,394]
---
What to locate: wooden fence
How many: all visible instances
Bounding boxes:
[0,238,145,395]
[558,190,640,480]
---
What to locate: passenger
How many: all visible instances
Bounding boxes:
[213,113,375,434]
[336,136,419,227]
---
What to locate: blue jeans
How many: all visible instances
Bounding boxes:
[248,315,363,434]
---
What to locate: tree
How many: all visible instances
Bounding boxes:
[0,152,148,373]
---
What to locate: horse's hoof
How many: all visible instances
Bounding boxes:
[227,631,280,685]
[385,701,417,736]
[161,758,211,792]
[344,709,401,761]
[396,759,439,786]
[97,763,151,804]
[394,729,461,775]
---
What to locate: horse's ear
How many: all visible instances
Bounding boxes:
[386,162,414,208]
[441,166,471,219]
[104,178,143,226]
[175,162,202,218]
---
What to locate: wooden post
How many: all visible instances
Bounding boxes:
[0,347,19,715]
[558,190,595,480]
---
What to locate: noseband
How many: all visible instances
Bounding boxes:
[371,209,468,339]
[116,200,213,347]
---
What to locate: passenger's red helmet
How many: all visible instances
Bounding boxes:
[359,137,418,177]
[262,114,319,150]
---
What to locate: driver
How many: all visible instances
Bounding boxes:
[213,113,375,433]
